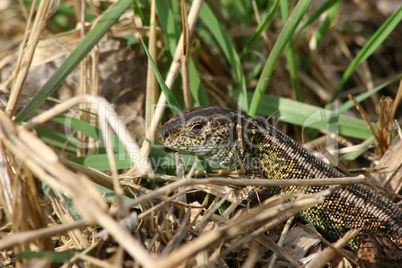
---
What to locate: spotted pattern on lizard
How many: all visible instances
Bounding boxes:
[158,105,402,252]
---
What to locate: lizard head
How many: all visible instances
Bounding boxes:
[158,105,241,165]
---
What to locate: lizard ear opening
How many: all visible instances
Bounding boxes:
[190,123,204,135]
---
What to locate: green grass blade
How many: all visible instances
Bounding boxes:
[51,115,101,141]
[235,91,374,139]
[155,1,209,106]
[15,0,136,122]
[189,60,210,105]
[315,1,341,46]
[338,73,402,114]
[199,3,248,110]
[281,0,301,101]
[241,0,280,57]
[70,152,202,171]
[70,154,132,170]
[296,0,341,34]
[133,1,148,26]
[284,40,301,101]
[155,1,180,53]
[37,114,143,155]
[16,251,75,263]
[259,96,373,139]
[341,137,375,161]
[330,7,402,103]
[140,37,181,114]
[35,126,77,152]
[248,0,311,116]
[315,2,341,47]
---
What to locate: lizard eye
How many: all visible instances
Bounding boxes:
[190,124,204,134]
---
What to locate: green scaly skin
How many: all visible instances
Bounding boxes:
[158,105,402,251]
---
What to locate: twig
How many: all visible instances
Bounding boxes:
[149,195,323,268]
[305,228,362,268]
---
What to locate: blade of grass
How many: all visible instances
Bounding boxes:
[133,1,149,26]
[70,154,132,170]
[340,137,375,161]
[156,0,180,53]
[181,0,191,109]
[6,0,52,116]
[241,0,281,57]
[140,37,181,114]
[135,0,205,164]
[23,0,98,21]
[338,73,402,114]
[281,0,301,101]
[156,0,209,106]
[231,0,252,22]
[261,96,373,140]
[144,0,158,134]
[36,113,140,155]
[15,0,136,122]
[296,0,341,34]
[70,152,201,171]
[330,7,402,103]
[35,126,77,152]
[235,91,374,139]
[248,0,311,116]
[189,61,210,105]
[16,250,75,263]
[315,0,341,46]
[51,115,101,142]
[199,2,248,110]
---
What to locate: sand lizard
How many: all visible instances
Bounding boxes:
[158,105,402,259]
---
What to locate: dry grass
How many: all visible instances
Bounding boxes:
[0,0,401,267]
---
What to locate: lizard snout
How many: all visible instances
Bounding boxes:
[157,128,165,144]
[157,125,171,144]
